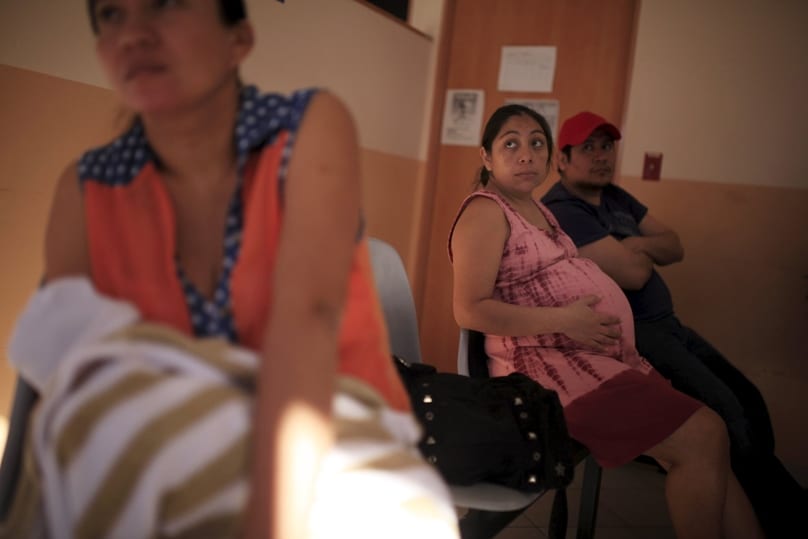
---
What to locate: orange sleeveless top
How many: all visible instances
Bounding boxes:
[78,86,409,411]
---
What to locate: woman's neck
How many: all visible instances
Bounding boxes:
[141,81,241,185]
[484,183,535,207]
[484,184,551,230]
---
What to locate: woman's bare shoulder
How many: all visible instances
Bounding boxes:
[299,90,355,137]
[457,193,507,228]
[451,193,510,263]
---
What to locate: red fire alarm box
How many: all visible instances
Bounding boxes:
[642,152,663,180]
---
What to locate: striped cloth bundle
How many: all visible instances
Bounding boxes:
[3,279,458,539]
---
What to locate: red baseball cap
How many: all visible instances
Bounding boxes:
[557,111,622,149]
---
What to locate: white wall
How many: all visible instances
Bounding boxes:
[620,0,808,188]
[241,0,433,160]
[409,0,445,38]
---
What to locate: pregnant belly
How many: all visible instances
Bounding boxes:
[498,257,636,350]
[554,258,632,319]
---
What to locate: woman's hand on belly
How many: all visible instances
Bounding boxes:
[557,295,622,352]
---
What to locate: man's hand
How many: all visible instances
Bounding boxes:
[635,214,684,265]
[578,236,654,290]
[621,235,650,255]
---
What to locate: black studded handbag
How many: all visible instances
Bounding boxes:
[392,355,575,492]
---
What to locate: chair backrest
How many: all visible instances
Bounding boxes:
[456,328,490,379]
[367,237,422,364]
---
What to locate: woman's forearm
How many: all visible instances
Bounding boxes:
[248,304,340,539]
[455,298,569,337]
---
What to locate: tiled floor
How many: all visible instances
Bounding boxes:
[492,459,675,538]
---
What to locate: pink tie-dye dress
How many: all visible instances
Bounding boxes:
[449,191,701,467]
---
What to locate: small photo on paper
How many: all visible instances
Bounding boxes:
[441,89,485,147]
[452,93,477,121]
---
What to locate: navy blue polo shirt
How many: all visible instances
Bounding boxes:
[542,182,673,321]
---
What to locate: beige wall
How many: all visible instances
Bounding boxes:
[0,0,102,87]
[615,177,808,483]
[408,0,446,38]
[620,0,808,188]
[240,0,433,161]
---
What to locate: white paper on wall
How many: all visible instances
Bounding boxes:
[498,46,557,93]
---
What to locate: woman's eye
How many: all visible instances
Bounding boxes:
[532,139,544,149]
[504,140,517,149]
[96,4,123,24]
[603,142,613,151]
[582,143,594,152]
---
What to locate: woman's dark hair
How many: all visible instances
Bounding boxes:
[87,0,248,34]
[477,104,554,187]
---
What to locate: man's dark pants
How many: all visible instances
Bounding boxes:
[635,314,805,537]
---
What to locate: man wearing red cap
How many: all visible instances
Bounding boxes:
[541,111,806,536]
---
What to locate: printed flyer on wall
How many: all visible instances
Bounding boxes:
[441,89,485,147]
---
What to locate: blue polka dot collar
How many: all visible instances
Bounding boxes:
[79,85,317,186]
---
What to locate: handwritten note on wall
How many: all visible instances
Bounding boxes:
[498,46,557,93]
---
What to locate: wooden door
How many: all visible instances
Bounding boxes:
[417,0,638,372]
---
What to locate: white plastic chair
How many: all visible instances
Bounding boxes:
[368,237,601,539]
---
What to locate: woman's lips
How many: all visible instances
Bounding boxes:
[124,63,167,81]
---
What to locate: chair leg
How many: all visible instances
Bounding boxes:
[576,456,602,539]
[459,508,526,539]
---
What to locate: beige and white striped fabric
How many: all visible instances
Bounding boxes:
[3,320,458,539]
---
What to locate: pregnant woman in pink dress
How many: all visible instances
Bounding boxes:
[448,105,763,539]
